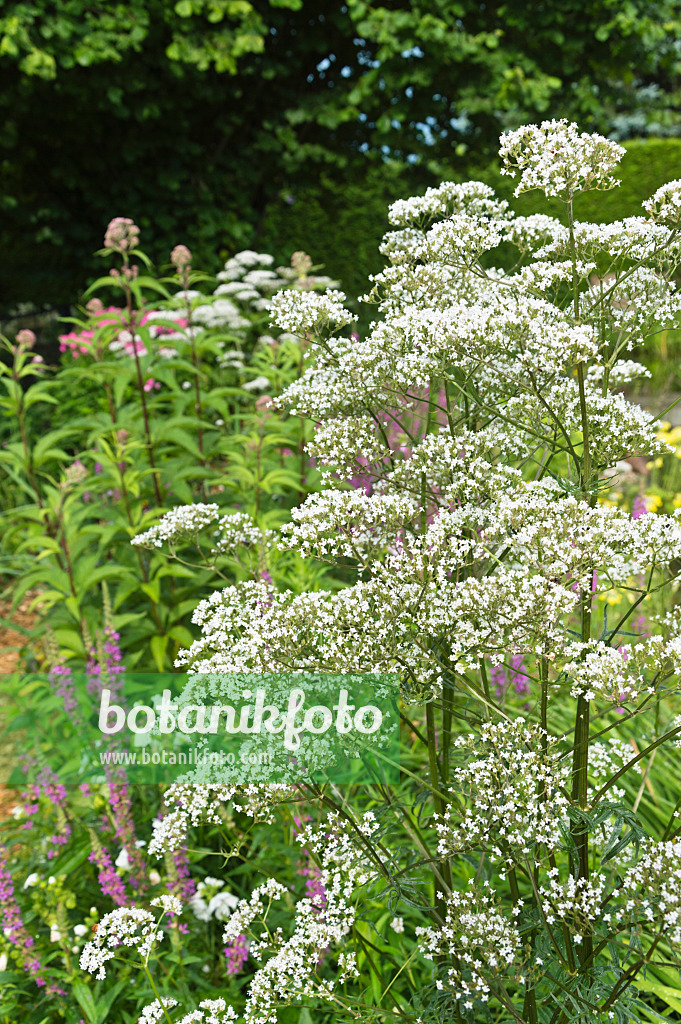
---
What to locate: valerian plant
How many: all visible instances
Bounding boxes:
[104,120,681,1024]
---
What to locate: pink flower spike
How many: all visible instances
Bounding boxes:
[632,493,648,520]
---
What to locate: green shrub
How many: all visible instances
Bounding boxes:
[257,138,681,304]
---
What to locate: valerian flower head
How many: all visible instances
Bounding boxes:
[137,998,179,1024]
[436,719,571,857]
[132,504,221,549]
[270,288,357,336]
[499,119,625,199]
[643,179,681,228]
[417,883,525,1004]
[79,907,159,980]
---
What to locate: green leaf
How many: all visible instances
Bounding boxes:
[167,624,195,647]
[635,979,681,1015]
[93,979,129,1023]
[151,633,169,671]
[156,426,201,457]
[72,980,98,1023]
[140,579,161,603]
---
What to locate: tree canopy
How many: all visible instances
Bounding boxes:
[1,0,680,311]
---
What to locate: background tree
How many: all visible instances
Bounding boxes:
[1,0,680,314]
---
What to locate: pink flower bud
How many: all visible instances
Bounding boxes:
[291,251,313,276]
[103,217,140,253]
[15,329,36,349]
[86,298,104,314]
[255,395,274,415]
[171,244,192,271]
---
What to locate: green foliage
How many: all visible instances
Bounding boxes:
[0,0,273,78]
[256,165,432,312]
[0,239,333,670]
[257,137,681,311]
[2,1,681,313]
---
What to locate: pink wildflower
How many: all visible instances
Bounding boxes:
[15,329,36,349]
[104,217,140,253]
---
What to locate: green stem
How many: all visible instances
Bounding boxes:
[568,193,594,968]
[142,964,174,1024]
[123,276,163,506]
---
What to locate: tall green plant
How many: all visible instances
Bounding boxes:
[115,121,681,1023]
[0,228,334,669]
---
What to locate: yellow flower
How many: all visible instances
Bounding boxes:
[645,493,663,513]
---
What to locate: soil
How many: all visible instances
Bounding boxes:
[0,595,39,820]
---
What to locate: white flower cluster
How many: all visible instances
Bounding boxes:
[132,506,277,564]
[221,876,289,945]
[189,298,249,331]
[151,894,183,915]
[280,490,418,561]
[436,720,571,857]
[619,839,681,944]
[503,377,670,466]
[80,906,161,980]
[563,634,681,703]
[416,881,524,1006]
[173,468,681,681]
[270,288,357,336]
[499,119,625,199]
[218,251,275,278]
[536,216,678,266]
[219,814,376,1024]
[138,999,238,1024]
[643,179,681,228]
[138,998,180,1024]
[176,565,578,682]
[417,213,505,266]
[211,513,278,557]
[388,180,510,228]
[587,360,650,387]
[503,213,565,252]
[511,258,597,295]
[376,292,600,380]
[384,426,526,499]
[588,739,641,802]
[148,784,290,855]
[580,266,681,344]
[539,868,607,940]
[132,504,221,549]
[305,413,389,480]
